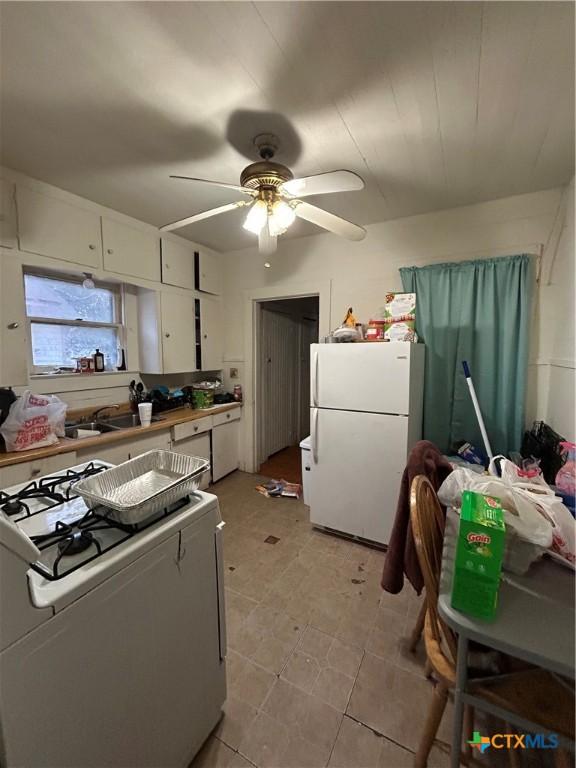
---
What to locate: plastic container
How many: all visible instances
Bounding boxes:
[192,389,214,409]
[365,320,386,341]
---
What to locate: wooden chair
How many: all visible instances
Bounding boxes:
[409,475,575,768]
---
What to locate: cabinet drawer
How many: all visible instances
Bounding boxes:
[172,416,213,442]
[212,408,241,427]
[170,432,211,490]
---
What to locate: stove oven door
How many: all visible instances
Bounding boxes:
[0,506,225,768]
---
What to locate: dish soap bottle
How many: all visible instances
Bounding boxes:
[93,349,105,373]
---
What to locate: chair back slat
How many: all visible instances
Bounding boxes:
[409,475,458,665]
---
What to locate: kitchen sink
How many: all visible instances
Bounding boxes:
[64,412,164,438]
[64,421,117,439]
[101,413,163,429]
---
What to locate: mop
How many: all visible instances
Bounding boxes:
[462,361,496,474]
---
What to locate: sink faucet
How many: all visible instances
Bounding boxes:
[89,404,120,422]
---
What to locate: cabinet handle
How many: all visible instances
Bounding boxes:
[165,332,171,338]
[88,244,96,250]
[226,414,230,419]
[30,467,41,477]
[203,334,207,339]
[194,426,198,432]
[165,263,170,269]
[7,322,19,329]
[107,248,114,255]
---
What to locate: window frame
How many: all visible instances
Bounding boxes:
[23,268,126,373]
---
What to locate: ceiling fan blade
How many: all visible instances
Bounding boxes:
[280,170,364,198]
[258,221,277,255]
[160,201,247,232]
[170,175,256,196]
[294,201,366,241]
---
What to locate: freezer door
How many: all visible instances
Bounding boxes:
[311,342,414,414]
[309,407,408,545]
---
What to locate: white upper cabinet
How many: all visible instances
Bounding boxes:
[199,296,223,371]
[0,179,17,248]
[195,250,221,295]
[102,217,160,283]
[161,237,194,290]
[0,254,28,386]
[16,185,102,269]
[161,291,196,374]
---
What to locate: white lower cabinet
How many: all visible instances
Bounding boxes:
[0,452,77,488]
[171,432,211,490]
[76,429,171,467]
[76,442,131,466]
[212,410,241,482]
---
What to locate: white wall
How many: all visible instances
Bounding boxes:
[222,186,574,467]
[536,179,575,441]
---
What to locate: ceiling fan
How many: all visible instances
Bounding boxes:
[160,134,366,254]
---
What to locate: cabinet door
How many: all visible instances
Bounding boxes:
[196,251,221,295]
[212,420,239,482]
[0,179,17,248]
[76,442,130,466]
[161,238,194,290]
[0,452,77,489]
[172,432,211,489]
[127,429,171,459]
[161,292,196,374]
[200,296,222,371]
[102,217,160,283]
[16,186,102,268]
[0,255,28,386]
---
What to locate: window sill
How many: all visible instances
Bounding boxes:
[29,371,138,394]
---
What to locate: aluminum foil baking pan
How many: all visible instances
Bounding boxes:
[75,450,209,524]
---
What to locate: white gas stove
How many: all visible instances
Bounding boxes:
[0,458,227,768]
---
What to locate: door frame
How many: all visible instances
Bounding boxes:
[242,280,331,473]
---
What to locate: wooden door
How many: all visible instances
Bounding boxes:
[259,307,300,463]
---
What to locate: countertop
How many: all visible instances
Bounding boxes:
[0,402,242,469]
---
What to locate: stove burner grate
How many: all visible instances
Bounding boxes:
[0,462,107,521]
[29,495,191,581]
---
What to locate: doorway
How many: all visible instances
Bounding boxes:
[256,296,320,480]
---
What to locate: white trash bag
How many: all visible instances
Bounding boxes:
[437,459,565,574]
[0,391,67,452]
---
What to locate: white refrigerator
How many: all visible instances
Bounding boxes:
[309,342,425,546]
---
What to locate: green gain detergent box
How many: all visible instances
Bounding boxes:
[451,491,505,621]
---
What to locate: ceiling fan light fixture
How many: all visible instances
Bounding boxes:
[243,199,268,234]
[268,199,296,236]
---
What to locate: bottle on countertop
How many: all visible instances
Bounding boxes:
[233,385,243,402]
[93,349,105,373]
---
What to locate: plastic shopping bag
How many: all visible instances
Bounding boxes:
[438,459,575,568]
[0,391,67,452]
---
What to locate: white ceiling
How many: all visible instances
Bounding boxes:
[1,1,574,252]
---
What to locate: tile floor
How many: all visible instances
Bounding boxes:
[192,470,453,768]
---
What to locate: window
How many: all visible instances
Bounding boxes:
[24,272,123,372]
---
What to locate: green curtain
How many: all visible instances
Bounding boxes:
[400,254,534,457]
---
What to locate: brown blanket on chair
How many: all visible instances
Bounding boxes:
[381,440,453,595]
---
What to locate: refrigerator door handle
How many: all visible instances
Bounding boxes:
[312,347,319,407]
[311,407,319,463]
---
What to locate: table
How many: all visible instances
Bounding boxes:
[438,511,575,768]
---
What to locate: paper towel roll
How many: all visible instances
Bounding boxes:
[74,428,101,439]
